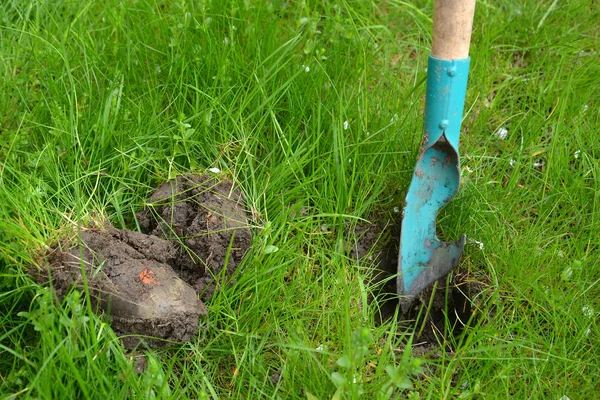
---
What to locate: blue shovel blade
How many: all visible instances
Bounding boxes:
[398,139,466,311]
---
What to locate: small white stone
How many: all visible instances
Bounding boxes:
[305,65,310,72]
[208,167,221,173]
[494,127,508,140]
[343,120,349,130]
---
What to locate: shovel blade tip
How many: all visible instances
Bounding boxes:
[397,235,466,313]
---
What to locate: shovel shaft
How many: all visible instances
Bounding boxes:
[432,0,476,60]
[397,0,476,310]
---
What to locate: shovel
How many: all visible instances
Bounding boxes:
[398,0,476,312]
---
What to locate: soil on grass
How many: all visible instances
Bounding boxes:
[137,174,252,300]
[35,174,252,349]
[41,228,206,348]
[350,218,486,356]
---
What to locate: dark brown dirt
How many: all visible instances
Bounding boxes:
[350,218,485,355]
[137,174,252,300]
[39,228,206,348]
[36,174,252,349]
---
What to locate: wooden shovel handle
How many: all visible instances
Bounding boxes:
[432,0,476,60]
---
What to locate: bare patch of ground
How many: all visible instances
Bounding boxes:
[34,174,252,348]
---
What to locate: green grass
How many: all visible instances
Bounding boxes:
[1,0,599,398]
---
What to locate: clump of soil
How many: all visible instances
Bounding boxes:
[36,174,252,348]
[137,174,252,300]
[42,228,206,348]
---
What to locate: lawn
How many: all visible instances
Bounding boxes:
[1,0,599,398]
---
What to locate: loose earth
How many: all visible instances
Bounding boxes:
[37,174,252,348]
